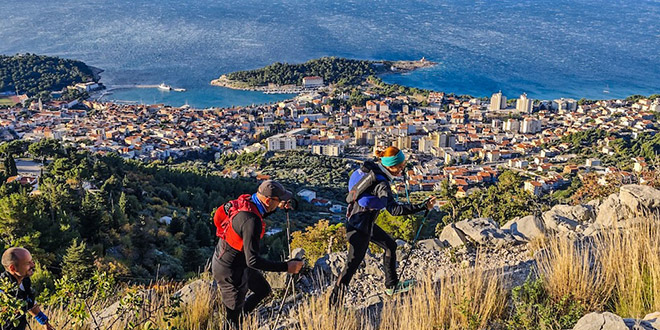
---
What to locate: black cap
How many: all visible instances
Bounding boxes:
[258,180,293,201]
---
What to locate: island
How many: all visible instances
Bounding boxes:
[211,56,436,93]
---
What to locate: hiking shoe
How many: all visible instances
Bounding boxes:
[384,279,416,296]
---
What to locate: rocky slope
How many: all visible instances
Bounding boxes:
[101,184,660,329]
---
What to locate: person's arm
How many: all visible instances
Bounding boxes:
[29,304,55,330]
[357,195,387,209]
[240,214,289,272]
[372,181,427,216]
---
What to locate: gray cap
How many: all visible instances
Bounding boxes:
[258,180,293,201]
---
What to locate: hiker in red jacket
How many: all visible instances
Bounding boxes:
[212,180,303,330]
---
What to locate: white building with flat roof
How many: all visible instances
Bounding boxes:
[516,93,533,113]
[553,98,577,113]
[302,76,324,88]
[490,91,507,111]
[267,136,296,151]
[312,144,343,157]
[520,117,541,134]
[503,118,520,133]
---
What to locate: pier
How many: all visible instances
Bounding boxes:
[105,84,187,92]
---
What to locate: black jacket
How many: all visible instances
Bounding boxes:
[0,271,35,330]
[346,161,426,235]
[213,208,288,273]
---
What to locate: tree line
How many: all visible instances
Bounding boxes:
[0,139,260,286]
[225,57,391,87]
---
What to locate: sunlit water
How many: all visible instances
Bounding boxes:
[1,0,658,108]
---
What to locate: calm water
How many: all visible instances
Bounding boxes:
[1,0,658,108]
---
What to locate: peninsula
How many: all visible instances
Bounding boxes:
[211,56,436,92]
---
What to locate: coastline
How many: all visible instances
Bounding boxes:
[88,65,104,82]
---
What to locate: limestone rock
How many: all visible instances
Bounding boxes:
[543,204,594,232]
[417,238,445,252]
[314,252,346,278]
[290,247,305,260]
[583,223,605,237]
[644,312,660,329]
[596,193,627,226]
[597,185,660,227]
[503,215,546,241]
[587,198,602,214]
[94,289,156,328]
[572,312,628,330]
[644,312,660,321]
[174,279,217,304]
[619,184,660,214]
[395,239,409,248]
[438,223,468,248]
[454,217,516,247]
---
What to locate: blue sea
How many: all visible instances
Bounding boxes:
[1,0,658,108]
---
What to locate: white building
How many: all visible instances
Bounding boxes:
[74,82,100,92]
[418,136,434,153]
[267,136,296,151]
[312,144,343,157]
[430,132,456,149]
[302,76,324,88]
[553,98,577,113]
[520,117,541,134]
[503,118,520,133]
[491,119,502,130]
[489,91,507,111]
[524,181,543,196]
[516,93,533,113]
[395,135,411,150]
[297,189,317,202]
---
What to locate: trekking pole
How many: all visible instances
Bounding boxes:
[271,249,304,330]
[271,200,301,330]
[285,208,296,299]
[397,198,433,284]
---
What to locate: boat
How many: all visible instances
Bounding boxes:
[603,84,610,94]
[158,83,172,91]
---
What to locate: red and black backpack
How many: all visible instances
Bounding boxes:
[213,194,265,251]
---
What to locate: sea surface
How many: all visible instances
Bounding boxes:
[1,0,658,108]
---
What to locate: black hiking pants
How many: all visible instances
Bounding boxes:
[330,224,398,304]
[212,261,272,330]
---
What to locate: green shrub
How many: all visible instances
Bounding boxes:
[507,275,585,330]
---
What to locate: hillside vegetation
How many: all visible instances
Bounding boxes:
[0,53,96,98]
[224,57,391,87]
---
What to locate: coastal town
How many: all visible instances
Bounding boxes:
[1,75,658,206]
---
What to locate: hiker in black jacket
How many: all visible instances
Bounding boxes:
[212,180,303,330]
[330,146,436,304]
[0,247,55,330]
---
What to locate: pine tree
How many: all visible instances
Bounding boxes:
[62,239,95,282]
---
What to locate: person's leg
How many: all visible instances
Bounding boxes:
[223,306,242,330]
[243,268,272,314]
[213,259,248,330]
[330,228,370,305]
[370,224,398,288]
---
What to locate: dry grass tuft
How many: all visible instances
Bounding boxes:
[294,256,508,330]
[535,210,660,319]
